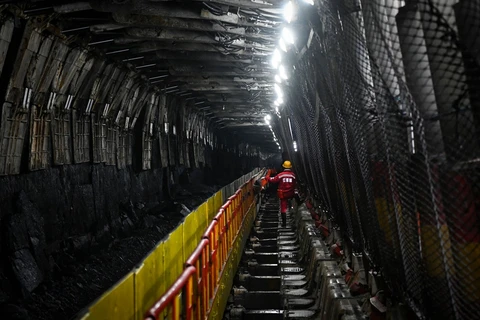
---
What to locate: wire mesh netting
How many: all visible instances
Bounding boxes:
[278,0,480,319]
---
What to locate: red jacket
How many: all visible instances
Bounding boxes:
[268,169,296,196]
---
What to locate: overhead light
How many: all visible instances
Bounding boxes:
[275,106,279,113]
[275,74,282,83]
[265,114,271,125]
[279,38,287,52]
[274,83,283,97]
[275,96,284,106]
[303,0,314,5]
[282,27,295,45]
[284,1,294,23]
[279,65,288,80]
[271,49,281,69]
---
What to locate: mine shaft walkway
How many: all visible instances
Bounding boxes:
[224,194,366,320]
[77,169,369,320]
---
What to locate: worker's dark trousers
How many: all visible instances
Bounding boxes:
[279,193,294,227]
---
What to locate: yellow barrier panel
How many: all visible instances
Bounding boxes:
[82,170,260,320]
[134,242,165,320]
[183,210,199,262]
[165,224,185,289]
[207,197,215,221]
[214,191,223,216]
[86,272,135,320]
[197,203,208,240]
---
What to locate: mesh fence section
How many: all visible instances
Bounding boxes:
[281,0,480,319]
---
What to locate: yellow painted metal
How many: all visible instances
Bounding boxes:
[183,210,200,261]
[165,224,185,289]
[79,173,260,320]
[207,196,215,221]
[214,191,223,215]
[207,202,256,320]
[134,242,165,320]
[196,203,208,240]
[87,272,135,320]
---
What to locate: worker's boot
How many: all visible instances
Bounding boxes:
[281,213,286,228]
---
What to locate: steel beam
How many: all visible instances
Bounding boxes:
[171,0,281,9]
[168,77,270,84]
[207,103,267,107]
[203,98,270,103]
[168,66,273,78]
[180,85,268,92]
[127,42,269,56]
[124,28,234,45]
[122,28,274,51]
[113,12,246,35]
[54,2,93,13]
[91,0,278,29]
[168,61,271,72]
[142,51,253,64]
[112,12,275,42]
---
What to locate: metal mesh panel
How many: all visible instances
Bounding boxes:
[282,0,480,318]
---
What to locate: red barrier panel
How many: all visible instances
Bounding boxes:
[203,221,218,303]
[215,207,228,268]
[186,239,209,320]
[145,266,196,320]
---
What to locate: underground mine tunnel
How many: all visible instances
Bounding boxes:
[0,0,480,320]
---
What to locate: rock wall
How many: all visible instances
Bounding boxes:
[0,161,253,307]
[0,164,158,301]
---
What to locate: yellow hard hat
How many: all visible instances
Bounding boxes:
[282,160,292,169]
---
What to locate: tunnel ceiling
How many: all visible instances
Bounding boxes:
[13,0,287,151]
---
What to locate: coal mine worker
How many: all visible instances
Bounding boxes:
[267,160,297,227]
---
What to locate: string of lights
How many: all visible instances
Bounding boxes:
[264,0,314,152]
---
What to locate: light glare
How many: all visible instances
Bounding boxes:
[271,49,281,68]
[279,65,288,80]
[275,96,284,105]
[274,83,283,97]
[275,74,282,83]
[284,1,294,23]
[282,27,295,45]
[279,38,287,52]
[304,0,314,5]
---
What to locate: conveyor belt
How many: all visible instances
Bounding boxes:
[224,195,368,319]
